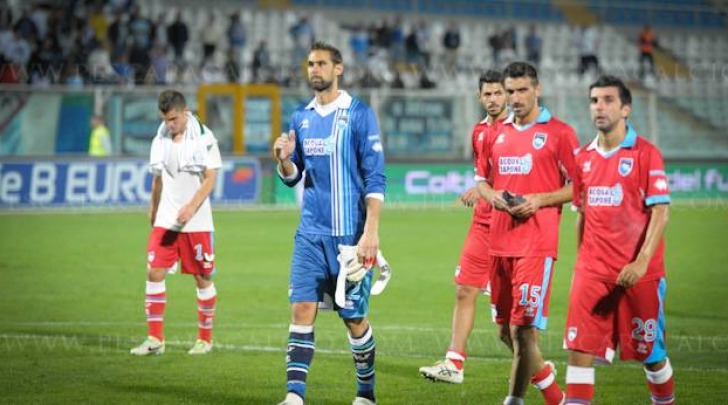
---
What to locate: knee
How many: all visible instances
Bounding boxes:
[455,285,479,302]
[510,325,536,347]
[291,302,317,325]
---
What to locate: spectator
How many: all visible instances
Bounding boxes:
[489,30,503,67]
[128,5,152,50]
[152,14,167,47]
[289,15,315,68]
[201,13,223,66]
[638,24,657,80]
[88,4,107,42]
[415,20,431,69]
[108,11,129,62]
[442,21,461,71]
[349,24,369,66]
[227,12,246,64]
[224,48,241,83]
[167,12,188,64]
[150,41,169,84]
[525,24,542,67]
[89,114,112,157]
[576,24,600,76]
[251,40,270,82]
[390,15,405,65]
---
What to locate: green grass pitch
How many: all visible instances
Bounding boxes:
[1,205,727,404]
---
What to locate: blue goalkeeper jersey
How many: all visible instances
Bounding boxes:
[280,91,386,236]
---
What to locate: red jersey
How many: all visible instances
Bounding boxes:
[481,107,579,258]
[573,126,670,283]
[472,118,501,225]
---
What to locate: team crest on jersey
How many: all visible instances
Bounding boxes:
[568,327,577,342]
[583,160,592,173]
[477,131,485,142]
[495,133,505,144]
[533,133,547,150]
[619,158,634,176]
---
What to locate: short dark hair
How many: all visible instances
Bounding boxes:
[502,61,539,86]
[310,41,343,65]
[158,90,187,113]
[589,75,632,106]
[478,69,504,91]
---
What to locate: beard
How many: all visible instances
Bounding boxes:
[309,77,334,92]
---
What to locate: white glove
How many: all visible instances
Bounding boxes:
[337,244,369,283]
[370,250,392,295]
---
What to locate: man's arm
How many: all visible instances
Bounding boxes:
[617,204,669,288]
[576,209,584,249]
[357,197,382,264]
[177,168,217,225]
[476,180,510,211]
[149,175,162,227]
[510,183,573,218]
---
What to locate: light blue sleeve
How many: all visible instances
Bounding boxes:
[356,106,386,197]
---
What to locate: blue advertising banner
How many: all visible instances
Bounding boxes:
[0,157,261,208]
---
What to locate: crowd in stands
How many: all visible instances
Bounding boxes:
[0,0,689,89]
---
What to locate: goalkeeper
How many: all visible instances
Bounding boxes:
[273,41,386,405]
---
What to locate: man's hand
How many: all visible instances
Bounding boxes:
[177,203,196,225]
[357,230,379,268]
[273,130,296,162]
[617,258,648,288]
[509,193,543,219]
[459,187,480,207]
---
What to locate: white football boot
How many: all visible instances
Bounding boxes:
[130,336,165,356]
[419,359,464,383]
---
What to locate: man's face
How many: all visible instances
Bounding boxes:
[504,76,540,119]
[590,86,630,133]
[307,50,342,92]
[479,82,507,118]
[160,107,188,135]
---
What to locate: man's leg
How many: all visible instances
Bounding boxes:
[566,350,596,405]
[345,317,376,404]
[189,274,216,354]
[130,267,167,355]
[645,359,674,405]
[448,284,481,366]
[284,302,318,404]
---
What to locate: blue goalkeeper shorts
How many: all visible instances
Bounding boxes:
[289,231,372,319]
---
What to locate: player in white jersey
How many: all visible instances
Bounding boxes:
[130,90,222,356]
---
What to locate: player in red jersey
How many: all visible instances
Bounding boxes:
[564,75,674,405]
[477,62,578,405]
[419,69,508,384]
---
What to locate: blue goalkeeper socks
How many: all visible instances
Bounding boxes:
[286,324,315,400]
[349,325,376,402]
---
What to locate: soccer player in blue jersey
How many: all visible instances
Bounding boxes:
[273,41,386,405]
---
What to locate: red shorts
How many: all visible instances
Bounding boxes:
[489,256,555,330]
[564,273,668,364]
[454,222,491,291]
[147,227,216,276]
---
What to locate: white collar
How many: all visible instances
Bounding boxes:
[305,90,353,116]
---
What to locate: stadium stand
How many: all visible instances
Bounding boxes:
[0,0,726,159]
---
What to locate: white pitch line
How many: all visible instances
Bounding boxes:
[1,332,727,375]
[4,321,728,342]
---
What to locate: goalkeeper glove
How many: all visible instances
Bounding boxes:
[337,244,371,283]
